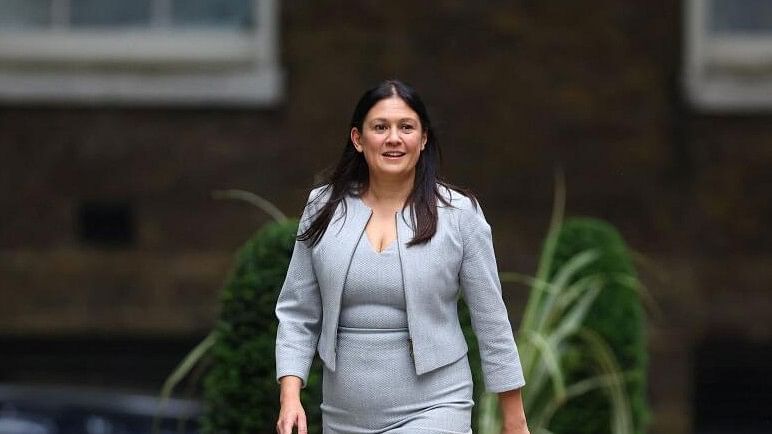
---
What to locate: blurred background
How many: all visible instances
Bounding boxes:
[1,0,771,433]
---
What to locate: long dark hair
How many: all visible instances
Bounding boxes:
[298,79,478,247]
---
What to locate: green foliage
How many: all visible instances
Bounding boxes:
[458,300,484,431]
[501,247,634,434]
[475,172,642,434]
[546,217,649,434]
[200,219,324,434]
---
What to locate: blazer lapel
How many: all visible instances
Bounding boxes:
[325,193,373,327]
[320,191,429,371]
[396,203,431,366]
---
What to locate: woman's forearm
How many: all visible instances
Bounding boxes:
[498,387,529,432]
[279,375,303,404]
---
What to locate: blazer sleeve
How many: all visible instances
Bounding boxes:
[274,188,324,389]
[458,200,526,393]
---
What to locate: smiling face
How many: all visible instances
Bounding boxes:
[351,95,428,182]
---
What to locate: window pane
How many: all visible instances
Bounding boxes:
[172,0,254,29]
[71,0,151,27]
[709,0,772,34]
[0,0,50,29]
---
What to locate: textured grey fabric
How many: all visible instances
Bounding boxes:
[339,234,408,329]
[275,183,526,393]
[322,326,473,434]
[328,232,469,432]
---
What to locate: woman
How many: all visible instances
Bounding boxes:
[275,79,529,434]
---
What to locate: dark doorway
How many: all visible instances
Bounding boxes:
[693,336,772,434]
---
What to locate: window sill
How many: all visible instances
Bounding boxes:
[0,63,284,107]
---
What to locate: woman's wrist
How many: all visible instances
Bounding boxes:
[498,387,529,432]
[502,415,528,430]
[279,375,302,404]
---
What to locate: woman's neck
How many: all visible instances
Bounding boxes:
[363,172,414,210]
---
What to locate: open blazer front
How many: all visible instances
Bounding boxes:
[275,183,526,393]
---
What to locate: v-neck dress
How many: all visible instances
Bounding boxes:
[320,232,474,434]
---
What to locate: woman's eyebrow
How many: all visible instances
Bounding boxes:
[369,117,418,123]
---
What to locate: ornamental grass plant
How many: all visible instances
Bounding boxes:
[473,171,648,434]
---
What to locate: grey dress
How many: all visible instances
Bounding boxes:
[320,233,474,434]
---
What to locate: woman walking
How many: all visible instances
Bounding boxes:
[275,79,529,434]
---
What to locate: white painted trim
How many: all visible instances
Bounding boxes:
[708,36,772,69]
[683,0,772,112]
[0,0,282,106]
[0,65,284,106]
[256,0,279,64]
[0,31,258,65]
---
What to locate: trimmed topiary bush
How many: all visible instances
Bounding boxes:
[547,217,649,434]
[200,219,324,434]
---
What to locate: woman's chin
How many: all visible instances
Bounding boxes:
[371,166,415,179]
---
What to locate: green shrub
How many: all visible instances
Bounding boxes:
[547,217,649,434]
[200,219,323,434]
[458,300,484,431]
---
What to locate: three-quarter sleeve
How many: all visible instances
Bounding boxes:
[458,200,526,393]
[274,189,324,388]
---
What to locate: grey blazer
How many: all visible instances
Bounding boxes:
[275,183,526,393]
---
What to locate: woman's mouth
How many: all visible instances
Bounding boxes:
[382,152,406,160]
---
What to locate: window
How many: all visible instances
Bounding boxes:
[77,200,135,247]
[0,0,282,106]
[684,0,772,111]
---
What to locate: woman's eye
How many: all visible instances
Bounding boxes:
[374,124,387,131]
[401,124,415,131]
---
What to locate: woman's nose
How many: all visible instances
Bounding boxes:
[387,126,401,143]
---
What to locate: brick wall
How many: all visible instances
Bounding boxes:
[1,1,770,432]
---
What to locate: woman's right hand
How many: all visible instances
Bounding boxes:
[276,398,307,434]
[276,375,307,434]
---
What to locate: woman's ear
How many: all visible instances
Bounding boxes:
[350,127,362,152]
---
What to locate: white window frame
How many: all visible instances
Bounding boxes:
[0,0,283,106]
[684,0,772,112]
